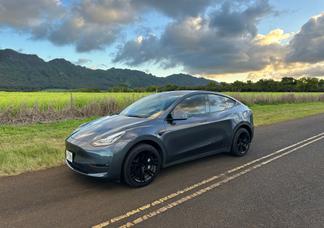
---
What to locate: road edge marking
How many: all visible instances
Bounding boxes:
[119,135,324,227]
[92,132,324,228]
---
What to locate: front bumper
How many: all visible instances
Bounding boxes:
[65,138,119,179]
[66,160,109,178]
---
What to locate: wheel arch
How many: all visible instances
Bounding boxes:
[234,122,254,140]
[120,136,167,179]
[129,139,165,162]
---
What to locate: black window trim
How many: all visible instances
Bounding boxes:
[207,93,237,113]
[170,93,209,118]
[167,92,237,120]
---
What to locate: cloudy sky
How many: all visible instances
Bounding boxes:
[0,0,324,82]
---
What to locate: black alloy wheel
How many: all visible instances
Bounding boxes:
[123,144,161,187]
[231,128,251,156]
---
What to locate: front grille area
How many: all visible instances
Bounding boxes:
[66,140,110,174]
[65,142,84,155]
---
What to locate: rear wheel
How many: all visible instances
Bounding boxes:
[123,144,161,187]
[231,128,251,156]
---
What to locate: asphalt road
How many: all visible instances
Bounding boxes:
[1,114,324,228]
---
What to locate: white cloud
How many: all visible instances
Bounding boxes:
[135,0,215,18]
[1,0,324,80]
[254,29,292,45]
[0,0,137,52]
[114,0,285,74]
[286,13,324,63]
[74,58,92,66]
[0,0,63,28]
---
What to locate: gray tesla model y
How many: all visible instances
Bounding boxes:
[65,91,254,187]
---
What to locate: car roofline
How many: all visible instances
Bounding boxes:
[157,90,242,120]
[167,90,240,102]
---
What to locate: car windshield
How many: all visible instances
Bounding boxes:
[120,93,180,118]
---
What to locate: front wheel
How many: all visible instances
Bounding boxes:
[231,128,251,156]
[123,144,161,187]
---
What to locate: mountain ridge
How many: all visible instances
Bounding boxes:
[0,49,213,91]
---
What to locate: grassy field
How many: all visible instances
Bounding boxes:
[0,118,95,176]
[1,92,324,109]
[1,91,324,124]
[1,102,324,176]
[0,92,149,110]
[0,92,149,124]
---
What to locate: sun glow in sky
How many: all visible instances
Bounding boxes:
[0,0,324,82]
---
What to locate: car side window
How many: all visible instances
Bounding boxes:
[208,94,236,113]
[173,95,208,118]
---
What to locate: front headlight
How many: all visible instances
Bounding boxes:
[91,131,126,147]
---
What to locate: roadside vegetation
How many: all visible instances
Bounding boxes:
[0,118,95,175]
[1,102,324,176]
[0,92,148,124]
[1,91,324,124]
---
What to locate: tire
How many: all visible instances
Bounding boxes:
[231,128,251,157]
[123,144,161,187]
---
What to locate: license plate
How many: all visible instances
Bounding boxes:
[66,150,73,163]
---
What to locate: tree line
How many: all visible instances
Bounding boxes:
[109,77,324,93]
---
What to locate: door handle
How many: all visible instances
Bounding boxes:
[158,130,167,136]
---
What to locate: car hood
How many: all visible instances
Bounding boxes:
[70,115,147,142]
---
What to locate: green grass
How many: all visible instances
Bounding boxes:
[251,102,324,125]
[1,92,324,111]
[0,118,96,175]
[0,92,149,110]
[1,102,324,176]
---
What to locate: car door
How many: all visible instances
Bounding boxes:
[161,94,214,163]
[205,94,237,152]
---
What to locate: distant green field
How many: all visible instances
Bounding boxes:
[1,91,324,124]
[1,92,324,110]
[0,92,149,110]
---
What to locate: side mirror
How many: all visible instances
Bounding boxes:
[169,111,188,121]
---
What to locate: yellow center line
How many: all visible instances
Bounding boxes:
[119,135,324,227]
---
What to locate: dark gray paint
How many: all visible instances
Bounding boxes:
[65,90,253,180]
